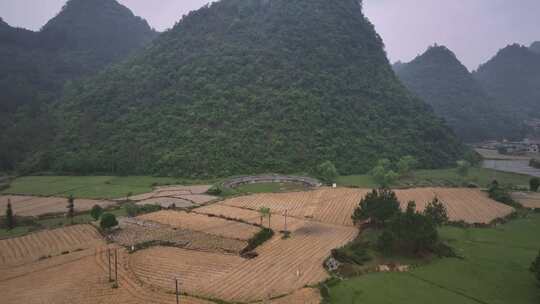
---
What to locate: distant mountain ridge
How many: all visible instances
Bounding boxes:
[43,0,467,177]
[530,41,540,54]
[394,45,522,142]
[474,43,540,122]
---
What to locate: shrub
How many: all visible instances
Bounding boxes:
[207,185,223,195]
[90,205,104,221]
[370,159,398,187]
[531,251,540,285]
[456,160,471,177]
[530,159,540,169]
[397,155,418,178]
[124,203,160,217]
[530,178,540,192]
[352,188,400,226]
[66,195,75,222]
[488,181,520,207]
[100,213,118,230]
[241,228,274,254]
[424,197,448,226]
[316,161,339,185]
[331,241,371,265]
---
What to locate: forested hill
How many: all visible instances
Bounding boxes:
[46,0,466,177]
[394,45,523,142]
[0,0,157,171]
[474,44,540,121]
[0,0,157,112]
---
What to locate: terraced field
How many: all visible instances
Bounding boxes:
[221,187,514,225]
[0,195,116,217]
[128,185,216,207]
[130,221,357,302]
[138,210,260,241]
[0,225,104,267]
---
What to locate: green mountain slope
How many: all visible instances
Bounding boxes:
[395,45,523,142]
[46,0,466,177]
[0,0,157,170]
[474,44,540,121]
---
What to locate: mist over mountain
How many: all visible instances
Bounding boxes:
[474,44,540,122]
[530,41,540,54]
[0,0,157,170]
[43,0,466,177]
[395,45,523,142]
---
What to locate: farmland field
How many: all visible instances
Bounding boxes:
[0,183,529,303]
[512,192,540,209]
[0,195,116,217]
[138,210,260,241]
[220,187,514,225]
[2,176,215,199]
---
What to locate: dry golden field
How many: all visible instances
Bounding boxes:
[138,210,260,241]
[0,195,116,217]
[221,187,514,225]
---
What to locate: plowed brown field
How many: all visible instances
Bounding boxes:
[0,195,116,217]
[138,210,260,241]
[220,187,514,225]
[0,225,104,267]
[130,221,357,302]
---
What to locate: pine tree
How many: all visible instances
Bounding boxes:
[5,199,15,230]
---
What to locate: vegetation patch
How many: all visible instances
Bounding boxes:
[240,228,274,257]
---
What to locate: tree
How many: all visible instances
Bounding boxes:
[67,195,75,224]
[126,192,133,201]
[316,161,339,185]
[531,250,540,285]
[370,159,399,187]
[397,155,418,178]
[124,202,139,217]
[352,188,401,226]
[378,201,439,256]
[456,160,471,178]
[424,197,448,226]
[259,207,271,227]
[90,205,104,221]
[530,178,540,192]
[100,213,119,230]
[5,199,15,230]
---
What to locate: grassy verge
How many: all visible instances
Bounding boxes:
[338,167,532,189]
[2,175,218,199]
[327,213,540,304]
[234,182,310,194]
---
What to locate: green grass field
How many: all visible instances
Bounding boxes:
[327,213,540,304]
[338,167,532,189]
[234,182,310,194]
[1,175,216,199]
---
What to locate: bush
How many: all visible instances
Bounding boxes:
[352,188,400,226]
[207,185,223,195]
[488,181,520,207]
[331,241,371,265]
[124,203,161,217]
[456,160,471,177]
[90,205,104,221]
[241,228,274,254]
[315,161,339,185]
[530,159,540,169]
[397,155,418,178]
[530,178,540,192]
[100,213,118,230]
[370,159,398,187]
[531,250,540,285]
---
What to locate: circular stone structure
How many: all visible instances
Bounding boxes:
[222,174,321,189]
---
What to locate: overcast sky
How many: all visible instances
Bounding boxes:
[1,0,538,70]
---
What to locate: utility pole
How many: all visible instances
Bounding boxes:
[114,248,118,283]
[108,248,112,282]
[284,210,288,232]
[175,278,180,304]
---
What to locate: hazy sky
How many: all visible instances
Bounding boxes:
[1,0,539,70]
